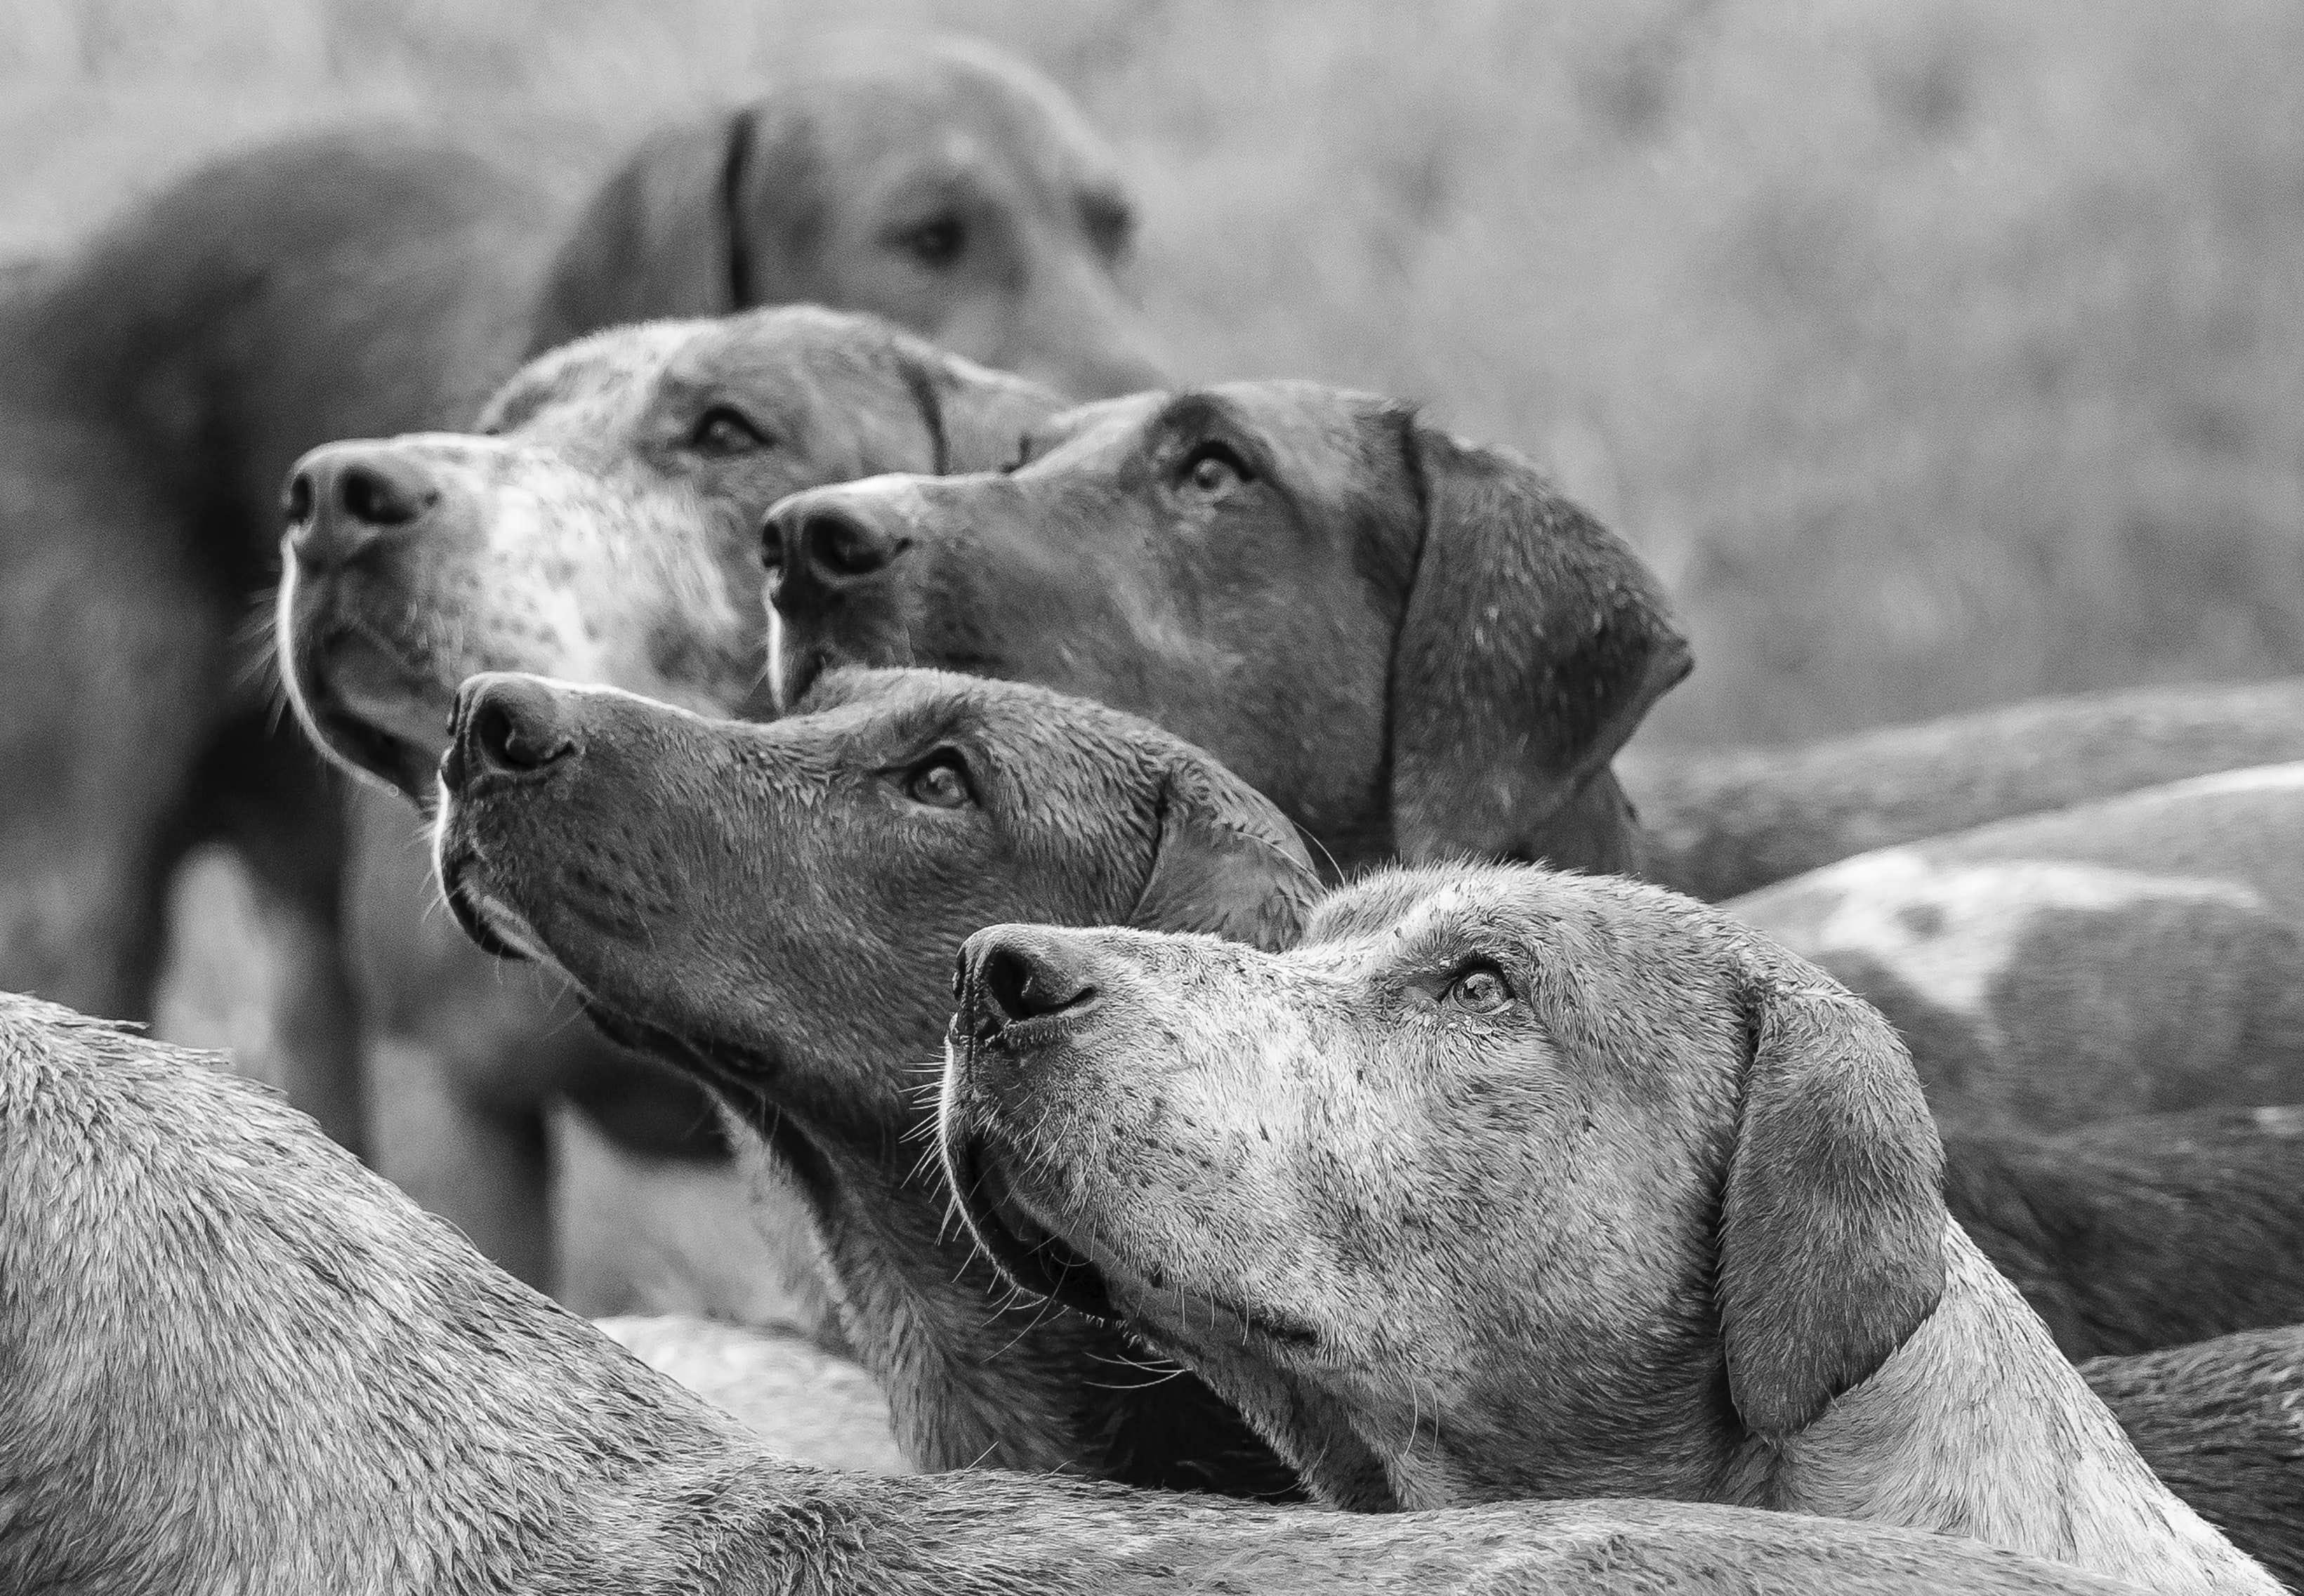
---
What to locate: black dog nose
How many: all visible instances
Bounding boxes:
[961,926,1102,1044]
[447,673,583,789]
[284,442,444,571]
[761,492,909,610]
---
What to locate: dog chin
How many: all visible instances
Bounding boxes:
[282,621,454,800]
[431,809,561,971]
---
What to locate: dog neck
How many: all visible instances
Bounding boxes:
[1744,1222,2277,1595]
[779,1114,1298,1498]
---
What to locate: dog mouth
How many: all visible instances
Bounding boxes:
[944,1129,1117,1322]
[435,834,548,964]
[289,624,454,800]
[577,1000,784,1119]
[772,635,843,713]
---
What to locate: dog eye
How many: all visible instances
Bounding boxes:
[904,753,974,809]
[1178,442,1252,497]
[687,406,772,456]
[1443,963,1512,1015]
[897,214,968,270]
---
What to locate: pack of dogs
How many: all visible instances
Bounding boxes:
[1,32,2300,1596]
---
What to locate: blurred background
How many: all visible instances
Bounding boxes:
[6,0,2301,1071]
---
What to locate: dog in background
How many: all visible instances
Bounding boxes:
[0,34,1158,1178]
[1730,765,2304,1133]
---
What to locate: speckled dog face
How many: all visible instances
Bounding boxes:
[278,305,1056,800]
[942,867,1747,1399]
[944,863,1950,1509]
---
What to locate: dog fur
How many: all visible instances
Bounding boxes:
[1948,1106,2304,1359]
[1729,763,2304,1133]
[940,866,2278,1592]
[430,666,1316,1494]
[2,994,2153,1595]
[277,306,1058,1293]
[423,664,2291,1551]
[593,1314,907,1475]
[2079,1325,2304,1592]
[762,404,2304,918]
[762,383,1690,878]
[1,34,1155,1179]
[1621,677,2304,902]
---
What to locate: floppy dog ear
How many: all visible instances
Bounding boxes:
[898,346,1068,475]
[1389,422,1691,869]
[1716,954,1948,1439]
[1129,760,1319,952]
[527,108,763,355]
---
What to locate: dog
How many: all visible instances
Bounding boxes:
[763,402,2304,913]
[2080,1324,2304,1592]
[1621,677,2304,902]
[940,866,2279,1592]
[277,306,1058,1296]
[1728,763,2304,1133]
[1,34,1156,1173]
[761,382,1692,878]
[593,1314,906,1475]
[432,665,1316,1495]
[5,998,2152,1595]
[430,664,2289,1542]
[1949,1106,2304,1358]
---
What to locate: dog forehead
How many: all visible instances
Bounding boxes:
[1305,864,1562,949]
[483,321,707,435]
[664,305,883,390]
[795,667,1154,778]
[794,35,1121,195]
[1022,390,1171,468]
[1207,380,1393,475]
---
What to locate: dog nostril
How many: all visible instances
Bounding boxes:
[801,508,901,583]
[337,461,436,528]
[760,515,786,576]
[978,942,1096,1029]
[282,470,315,529]
[471,697,574,774]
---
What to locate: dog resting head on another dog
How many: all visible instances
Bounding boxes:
[942,865,2279,1595]
[1,994,2153,1593]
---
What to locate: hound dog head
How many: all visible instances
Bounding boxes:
[764,383,1691,875]
[941,864,1947,1510]
[528,36,1164,400]
[277,306,1058,802]
[428,664,1311,1489]
[431,664,1315,1198]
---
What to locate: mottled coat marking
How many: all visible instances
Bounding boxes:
[1730,763,2304,1130]
[942,864,2279,1594]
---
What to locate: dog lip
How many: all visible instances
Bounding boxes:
[293,624,453,799]
[576,1000,782,1121]
[948,1131,1118,1322]
[436,843,534,963]
[778,643,833,711]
